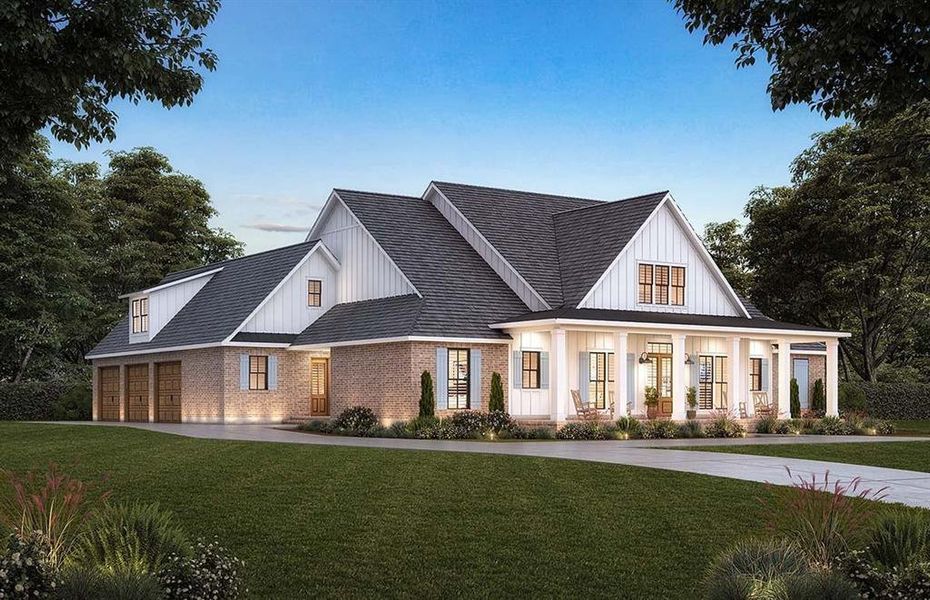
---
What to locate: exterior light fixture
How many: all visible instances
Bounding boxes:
[638,352,652,364]
[684,353,694,365]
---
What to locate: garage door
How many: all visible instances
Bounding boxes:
[98,366,120,421]
[126,364,149,422]
[156,361,182,423]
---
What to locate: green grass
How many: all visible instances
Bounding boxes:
[891,420,930,436]
[689,440,930,473]
[0,424,895,599]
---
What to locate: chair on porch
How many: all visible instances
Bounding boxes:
[571,390,601,421]
[753,391,774,417]
[608,391,633,418]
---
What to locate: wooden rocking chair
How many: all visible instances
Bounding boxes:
[753,391,774,417]
[571,389,601,421]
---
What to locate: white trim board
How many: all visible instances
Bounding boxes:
[289,335,513,351]
[118,267,223,299]
[489,318,849,339]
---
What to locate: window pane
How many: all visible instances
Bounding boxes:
[638,264,653,303]
[671,267,685,306]
[448,349,470,409]
[655,265,669,304]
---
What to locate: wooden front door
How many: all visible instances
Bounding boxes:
[126,364,149,422]
[98,366,120,421]
[310,358,329,416]
[155,361,182,423]
[650,352,674,417]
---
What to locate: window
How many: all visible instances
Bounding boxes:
[638,264,685,305]
[654,265,669,304]
[588,352,615,410]
[750,358,762,391]
[671,266,685,305]
[521,351,540,389]
[249,355,268,390]
[638,264,653,303]
[131,298,149,333]
[307,280,322,307]
[698,355,728,410]
[448,348,470,409]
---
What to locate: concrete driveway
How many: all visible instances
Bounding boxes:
[65,422,930,509]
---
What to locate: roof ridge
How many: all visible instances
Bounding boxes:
[162,239,319,281]
[432,180,605,204]
[551,190,669,217]
[333,188,421,201]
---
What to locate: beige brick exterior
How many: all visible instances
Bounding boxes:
[771,353,826,405]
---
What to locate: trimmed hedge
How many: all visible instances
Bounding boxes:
[0,380,90,421]
[847,382,930,420]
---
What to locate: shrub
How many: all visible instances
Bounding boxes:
[485,410,517,434]
[677,420,704,439]
[159,538,245,600]
[78,502,191,576]
[838,383,867,416]
[862,511,930,570]
[813,415,855,435]
[489,372,505,412]
[775,419,802,435]
[51,380,93,421]
[0,532,61,598]
[861,418,896,436]
[448,410,488,434]
[790,377,801,418]
[332,406,377,432]
[297,420,332,434]
[842,549,930,600]
[556,422,614,440]
[419,371,434,418]
[755,414,779,434]
[406,415,439,433]
[0,463,110,569]
[615,416,642,438]
[852,382,930,420]
[639,420,678,440]
[60,568,164,600]
[704,414,745,438]
[812,378,826,414]
[0,380,75,421]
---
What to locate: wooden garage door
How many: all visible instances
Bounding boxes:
[98,366,120,421]
[126,364,149,422]
[155,361,182,423]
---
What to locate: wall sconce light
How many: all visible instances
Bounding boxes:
[684,353,695,365]
[638,352,652,364]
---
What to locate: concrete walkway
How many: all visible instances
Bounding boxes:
[61,422,930,509]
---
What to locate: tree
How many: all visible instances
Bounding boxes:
[811,379,826,414]
[0,0,220,157]
[673,0,930,121]
[419,370,434,417]
[790,378,800,418]
[744,103,930,382]
[702,219,752,296]
[489,372,504,412]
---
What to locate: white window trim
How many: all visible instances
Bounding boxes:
[637,261,687,308]
[306,276,325,309]
[130,296,150,334]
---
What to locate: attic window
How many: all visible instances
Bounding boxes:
[307,280,322,307]
[638,263,685,306]
[131,298,149,333]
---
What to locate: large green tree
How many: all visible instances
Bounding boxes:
[702,219,752,297]
[673,0,930,121]
[745,103,930,381]
[0,0,220,157]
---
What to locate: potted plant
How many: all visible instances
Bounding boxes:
[686,386,698,420]
[644,386,659,420]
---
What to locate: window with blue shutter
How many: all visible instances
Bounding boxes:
[268,356,278,390]
[512,351,523,389]
[469,349,482,410]
[239,354,249,390]
[539,352,550,389]
[578,352,590,403]
[436,348,448,410]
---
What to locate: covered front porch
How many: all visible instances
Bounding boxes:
[503,320,843,424]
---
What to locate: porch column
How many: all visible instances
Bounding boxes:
[777,338,791,417]
[672,334,687,420]
[613,331,628,417]
[551,328,569,424]
[826,338,839,417]
[728,336,742,418]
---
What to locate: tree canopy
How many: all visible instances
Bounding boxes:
[701,219,752,297]
[0,0,220,157]
[673,0,930,121]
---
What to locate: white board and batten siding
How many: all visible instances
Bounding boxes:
[426,188,548,311]
[241,250,338,334]
[509,331,551,416]
[129,273,215,343]
[315,200,415,303]
[580,202,742,316]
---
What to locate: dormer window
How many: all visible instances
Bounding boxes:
[131,298,149,333]
[638,264,685,306]
[307,280,322,307]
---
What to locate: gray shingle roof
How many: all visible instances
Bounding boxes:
[87,241,317,357]
[493,307,837,333]
[332,189,525,340]
[554,192,668,307]
[291,295,424,346]
[432,181,603,307]
[791,342,827,352]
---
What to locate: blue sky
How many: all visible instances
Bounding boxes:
[50,0,840,253]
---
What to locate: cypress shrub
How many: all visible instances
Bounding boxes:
[419,370,434,417]
[790,378,800,418]
[489,372,504,412]
[811,378,826,413]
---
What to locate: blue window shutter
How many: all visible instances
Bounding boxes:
[512,351,522,389]
[761,358,770,392]
[578,352,590,402]
[470,349,482,410]
[436,347,448,410]
[690,360,700,391]
[626,353,635,405]
[268,356,278,390]
[540,352,550,389]
[239,354,249,390]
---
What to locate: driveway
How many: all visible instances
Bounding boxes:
[67,422,930,509]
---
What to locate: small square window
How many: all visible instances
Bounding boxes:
[307,280,322,307]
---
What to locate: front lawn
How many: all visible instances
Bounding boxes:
[0,423,865,600]
[688,440,930,473]
[891,420,930,436]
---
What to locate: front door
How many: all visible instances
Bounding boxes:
[653,354,673,417]
[310,358,329,416]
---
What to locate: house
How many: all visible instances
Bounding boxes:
[86,182,846,424]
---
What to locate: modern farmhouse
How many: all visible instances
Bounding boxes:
[87,182,845,424]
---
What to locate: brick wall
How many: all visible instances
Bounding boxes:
[772,353,827,405]
[330,341,510,421]
[222,347,315,423]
